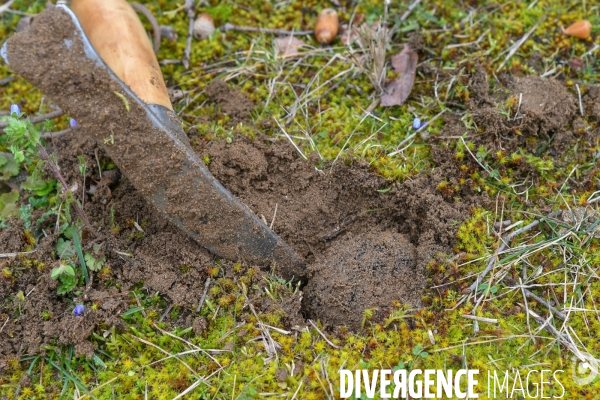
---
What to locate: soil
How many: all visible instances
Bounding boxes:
[303,231,419,330]
[458,63,600,157]
[0,5,487,370]
[436,64,600,206]
[200,133,482,329]
[205,80,255,125]
[0,117,481,369]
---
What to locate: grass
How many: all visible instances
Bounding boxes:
[1,0,600,398]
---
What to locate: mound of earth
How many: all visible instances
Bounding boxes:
[205,79,254,124]
[0,79,486,370]
[303,230,419,330]
[200,133,484,327]
[444,64,598,156]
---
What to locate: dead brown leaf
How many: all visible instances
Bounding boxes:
[274,36,306,57]
[380,44,418,107]
[339,24,358,46]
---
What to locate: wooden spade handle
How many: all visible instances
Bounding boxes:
[71,0,172,110]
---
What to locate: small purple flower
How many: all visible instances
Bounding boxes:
[73,304,84,316]
[70,118,78,128]
[412,117,422,130]
[10,104,20,117]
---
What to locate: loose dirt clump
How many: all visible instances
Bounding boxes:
[205,79,255,125]
[510,76,575,138]
[456,64,591,157]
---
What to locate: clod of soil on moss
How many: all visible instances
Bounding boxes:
[457,65,598,157]
[303,230,419,330]
[205,79,255,125]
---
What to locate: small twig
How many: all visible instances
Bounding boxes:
[0,0,16,15]
[581,43,600,58]
[196,277,212,312]
[248,303,279,360]
[514,93,523,120]
[526,309,580,355]
[520,279,536,344]
[273,117,307,160]
[494,219,512,229]
[172,379,205,400]
[460,136,503,181]
[428,329,436,345]
[575,84,584,117]
[0,76,14,86]
[523,287,567,321]
[159,304,174,322]
[130,3,161,54]
[460,314,498,324]
[28,109,64,124]
[36,144,95,234]
[152,323,222,368]
[497,19,541,72]
[221,23,313,36]
[291,381,304,400]
[127,333,199,375]
[308,320,340,349]
[269,204,278,230]
[400,0,421,22]
[468,215,555,292]
[159,59,183,66]
[0,109,63,129]
[445,29,490,49]
[0,250,36,258]
[363,99,381,116]
[94,149,102,179]
[40,127,74,139]
[0,317,9,334]
[182,0,195,68]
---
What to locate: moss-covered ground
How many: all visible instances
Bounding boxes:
[2,0,600,398]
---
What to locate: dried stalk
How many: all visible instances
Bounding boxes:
[36,144,95,234]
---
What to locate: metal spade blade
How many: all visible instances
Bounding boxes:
[2,4,306,279]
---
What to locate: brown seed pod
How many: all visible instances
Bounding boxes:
[193,13,215,40]
[315,8,339,44]
[562,20,592,39]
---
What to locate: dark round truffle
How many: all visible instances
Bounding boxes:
[302,231,422,330]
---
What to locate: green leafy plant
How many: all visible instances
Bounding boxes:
[1,111,90,230]
[0,151,19,179]
[50,263,78,295]
[0,190,19,218]
[55,237,76,258]
[412,344,429,359]
[84,246,106,272]
[2,113,40,164]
